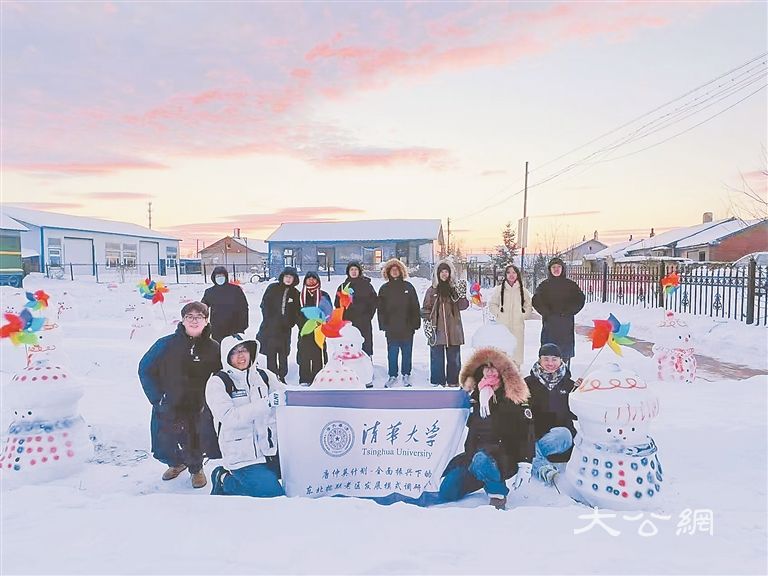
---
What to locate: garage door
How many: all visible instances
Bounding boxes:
[139,241,159,267]
[63,237,94,276]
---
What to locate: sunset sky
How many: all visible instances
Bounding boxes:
[2,2,766,257]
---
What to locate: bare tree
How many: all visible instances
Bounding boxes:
[726,148,768,222]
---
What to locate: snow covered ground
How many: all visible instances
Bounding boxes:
[1,274,766,575]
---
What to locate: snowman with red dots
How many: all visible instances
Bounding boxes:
[0,320,92,487]
[311,324,372,389]
[651,310,697,384]
[562,364,664,510]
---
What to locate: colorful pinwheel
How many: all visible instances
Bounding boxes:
[588,313,634,356]
[469,282,483,307]
[137,278,170,304]
[0,309,46,345]
[337,283,354,310]
[24,290,50,311]
[660,272,680,296]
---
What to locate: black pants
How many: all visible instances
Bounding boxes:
[264,333,291,380]
[153,411,204,474]
[297,336,327,384]
[356,321,374,357]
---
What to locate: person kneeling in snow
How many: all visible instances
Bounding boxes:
[438,347,535,509]
[524,343,579,487]
[206,334,286,497]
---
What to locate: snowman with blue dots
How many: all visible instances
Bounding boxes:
[563,363,664,510]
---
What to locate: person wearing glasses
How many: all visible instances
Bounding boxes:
[138,302,222,489]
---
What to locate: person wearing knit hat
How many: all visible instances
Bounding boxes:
[487,263,533,367]
[334,260,378,357]
[531,257,585,365]
[524,342,579,487]
[421,259,470,387]
[295,272,333,385]
[378,258,421,387]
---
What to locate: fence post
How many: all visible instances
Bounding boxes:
[657,264,665,307]
[601,261,608,303]
[746,258,757,324]
[202,263,207,283]
[492,265,497,286]
[95,263,99,283]
[175,262,180,284]
[147,263,152,280]
[69,263,74,281]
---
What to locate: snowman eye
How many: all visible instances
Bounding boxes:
[606,428,611,433]
[27,411,32,415]
[631,427,635,431]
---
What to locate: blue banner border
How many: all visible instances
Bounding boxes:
[285,389,471,409]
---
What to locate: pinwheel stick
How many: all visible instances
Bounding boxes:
[579,344,607,381]
[159,301,167,323]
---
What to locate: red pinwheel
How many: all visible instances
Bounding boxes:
[24,290,50,311]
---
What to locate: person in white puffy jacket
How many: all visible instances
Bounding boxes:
[487,264,533,368]
[206,334,286,497]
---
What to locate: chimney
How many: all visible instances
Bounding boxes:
[593,230,598,241]
[233,228,241,238]
[650,227,655,238]
[629,234,633,241]
[702,212,713,223]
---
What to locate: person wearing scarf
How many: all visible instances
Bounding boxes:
[524,343,579,487]
[296,272,332,385]
[421,260,469,387]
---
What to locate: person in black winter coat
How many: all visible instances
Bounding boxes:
[201,266,249,343]
[296,271,333,385]
[334,261,377,356]
[532,257,585,364]
[524,343,579,487]
[138,301,222,488]
[377,258,421,387]
[438,347,535,510]
[257,266,300,383]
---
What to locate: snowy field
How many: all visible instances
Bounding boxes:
[1,274,767,575]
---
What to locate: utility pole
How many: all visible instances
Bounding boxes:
[148,202,153,229]
[520,161,529,270]
[447,217,451,256]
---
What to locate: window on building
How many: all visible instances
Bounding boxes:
[284,248,294,267]
[47,238,62,267]
[166,246,178,269]
[122,243,137,267]
[698,251,706,262]
[396,242,409,265]
[316,247,335,271]
[105,242,122,267]
[363,247,383,266]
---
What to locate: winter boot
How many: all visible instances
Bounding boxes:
[384,376,398,388]
[161,464,187,481]
[210,466,229,495]
[190,469,207,489]
[489,495,507,510]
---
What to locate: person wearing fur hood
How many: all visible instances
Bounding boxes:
[421,259,470,387]
[487,263,533,367]
[377,259,421,387]
[334,260,378,356]
[206,334,286,497]
[438,346,536,509]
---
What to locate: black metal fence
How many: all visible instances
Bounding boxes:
[569,260,768,326]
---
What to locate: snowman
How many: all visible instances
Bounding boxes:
[471,317,517,360]
[311,324,372,389]
[0,328,92,487]
[651,311,697,384]
[563,364,664,510]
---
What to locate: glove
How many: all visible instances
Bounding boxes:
[478,385,494,419]
[456,280,467,299]
[538,463,559,487]
[511,462,532,490]
[423,319,436,346]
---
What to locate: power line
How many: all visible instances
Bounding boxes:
[456,52,767,222]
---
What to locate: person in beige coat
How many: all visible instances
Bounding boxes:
[487,264,533,367]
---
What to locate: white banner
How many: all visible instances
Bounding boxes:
[277,389,470,499]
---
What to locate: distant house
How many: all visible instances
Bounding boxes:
[266,219,444,278]
[0,213,27,286]
[624,216,767,261]
[198,230,268,272]
[562,232,607,265]
[3,206,180,277]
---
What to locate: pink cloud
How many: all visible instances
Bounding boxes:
[75,191,154,200]
[6,201,84,210]
[313,146,454,169]
[3,160,168,176]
